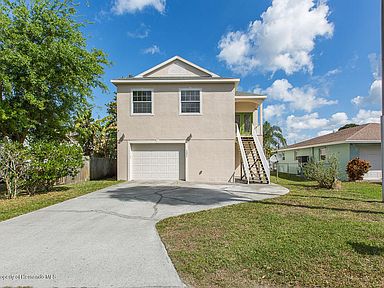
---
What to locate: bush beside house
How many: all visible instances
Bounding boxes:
[303,156,339,189]
[0,141,83,198]
[346,158,371,181]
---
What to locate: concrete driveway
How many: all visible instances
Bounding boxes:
[0,181,288,288]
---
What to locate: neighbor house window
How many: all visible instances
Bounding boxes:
[180,89,201,114]
[296,156,309,164]
[132,90,152,114]
[319,148,327,160]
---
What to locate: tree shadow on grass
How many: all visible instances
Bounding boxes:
[348,242,384,256]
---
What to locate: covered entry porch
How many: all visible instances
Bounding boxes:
[234,92,269,184]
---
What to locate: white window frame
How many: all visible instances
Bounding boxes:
[131,88,154,116]
[179,88,202,115]
[319,147,327,160]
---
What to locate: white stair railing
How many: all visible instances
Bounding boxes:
[236,124,251,184]
[252,125,270,184]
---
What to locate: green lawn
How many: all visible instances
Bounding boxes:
[0,180,122,222]
[157,175,384,288]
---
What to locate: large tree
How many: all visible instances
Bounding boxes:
[263,121,287,158]
[73,95,117,159]
[338,123,359,131]
[0,0,109,143]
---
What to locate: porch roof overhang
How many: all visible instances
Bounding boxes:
[235,95,267,105]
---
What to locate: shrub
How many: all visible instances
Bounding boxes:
[25,141,84,194]
[303,156,339,189]
[0,141,29,198]
[346,158,371,181]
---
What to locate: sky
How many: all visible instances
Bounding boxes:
[76,0,381,144]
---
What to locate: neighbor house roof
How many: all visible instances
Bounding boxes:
[278,123,381,151]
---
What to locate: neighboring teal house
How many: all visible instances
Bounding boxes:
[276,123,381,181]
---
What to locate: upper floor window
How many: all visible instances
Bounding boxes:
[180,89,201,114]
[132,90,152,114]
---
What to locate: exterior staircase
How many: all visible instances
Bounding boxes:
[236,124,270,184]
[241,136,269,183]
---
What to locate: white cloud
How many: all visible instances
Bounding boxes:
[352,109,381,124]
[369,53,382,80]
[142,45,161,55]
[330,112,349,126]
[112,0,165,14]
[352,53,382,107]
[317,130,334,136]
[283,109,380,144]
[286,111,366,133]
[352,79,382,106]
[324,69,341,77]
[284,111,354,142]
[127,23,150,38]
[259,79,337,112]
[286,113,329,131]
[285,131,310,144]
[264,104,286,120]
[217,0,334,75]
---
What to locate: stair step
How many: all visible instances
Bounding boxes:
[238,135,269,184]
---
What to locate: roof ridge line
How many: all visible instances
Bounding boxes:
[345,123,369,140]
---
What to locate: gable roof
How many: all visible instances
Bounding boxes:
[279,123,381,151]
[136,56,219,78]
[111,56,240,85]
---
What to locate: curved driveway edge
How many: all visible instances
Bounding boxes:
[0,181,288,288]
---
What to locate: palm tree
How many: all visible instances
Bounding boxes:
[263,121,287,158]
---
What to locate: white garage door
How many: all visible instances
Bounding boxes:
[131,144,185,180]
[359,145,382,180]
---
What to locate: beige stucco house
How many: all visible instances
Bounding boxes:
[111,56,269,183]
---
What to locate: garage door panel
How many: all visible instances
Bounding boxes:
[359,145,382,180]
[359,146,381,169]
[131,144,185,180]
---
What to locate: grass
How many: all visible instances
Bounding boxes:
[0,180,122,222]
[157,174,384,288]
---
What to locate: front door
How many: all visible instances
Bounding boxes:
[235,113,253,135]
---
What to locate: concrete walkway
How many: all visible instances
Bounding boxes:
[0,181,288,288]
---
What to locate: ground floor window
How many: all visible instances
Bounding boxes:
[296,156,309,164]
[319,148,327,160]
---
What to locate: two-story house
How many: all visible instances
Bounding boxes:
[111,56,269,183]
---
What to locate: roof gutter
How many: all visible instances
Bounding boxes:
[278,141,347,152]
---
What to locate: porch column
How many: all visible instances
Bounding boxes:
[260,103,263,136]
[254,108,258,127]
